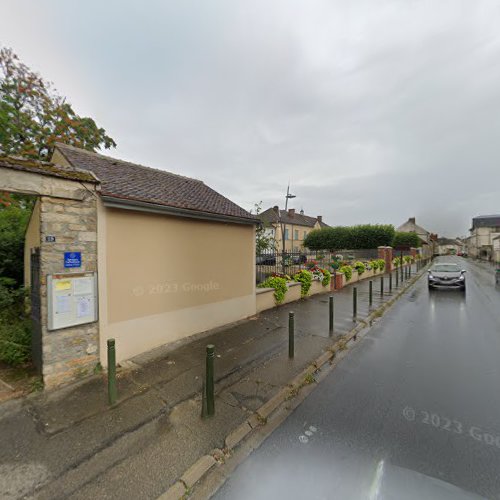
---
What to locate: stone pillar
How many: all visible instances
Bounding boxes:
[410,247,417,259]
[378,246,393,272]
[39,188,99,389]
[331,271,344,290]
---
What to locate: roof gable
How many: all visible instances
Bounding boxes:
[258,207,329,228]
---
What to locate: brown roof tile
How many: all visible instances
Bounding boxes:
[54,143,256,222]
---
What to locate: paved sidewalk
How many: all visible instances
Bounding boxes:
[0,265,419,500]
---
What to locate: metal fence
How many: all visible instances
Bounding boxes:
[256,248,381,284]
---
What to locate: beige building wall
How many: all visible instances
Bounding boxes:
[99,206,256,364]
[24,198,41,287]
[274,223,314,252]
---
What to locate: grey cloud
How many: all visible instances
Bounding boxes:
[3,0,500,236]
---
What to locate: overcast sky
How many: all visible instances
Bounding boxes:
[3,1,500,236]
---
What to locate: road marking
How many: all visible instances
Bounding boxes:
[298,435,309,443]
[402,406,500,449]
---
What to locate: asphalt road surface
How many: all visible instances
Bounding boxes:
[214,257,500,500]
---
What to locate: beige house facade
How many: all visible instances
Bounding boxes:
[466,215,500,260]
[397,217,437,257]
[15,144,257,388]
[258,206,328,252]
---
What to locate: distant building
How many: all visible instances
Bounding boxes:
[257,206,329,252]
[396,217,437,257]
[436,237,464,256]
[466,215,500,260]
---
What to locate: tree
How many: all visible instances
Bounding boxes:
[252,202,276,254]
[0,47,116,159]
[392,231,422,249]
[0,194,34,287]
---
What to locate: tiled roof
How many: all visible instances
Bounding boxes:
[54,143,256,222]
[472,215,500,229]
[0,155,97,183]
[258,207,329,228]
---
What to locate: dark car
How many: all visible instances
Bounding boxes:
[428,263,466,291]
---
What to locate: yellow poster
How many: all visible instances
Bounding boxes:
[55,280,72,291]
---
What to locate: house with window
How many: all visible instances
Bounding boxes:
[257,206,329,252]
[466,215,500,260]
[396,217,437,257]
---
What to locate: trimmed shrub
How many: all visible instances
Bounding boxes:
[339,265,353,282]
[354,261,366,275]
[294,270,313,297]
[258,276,288,304]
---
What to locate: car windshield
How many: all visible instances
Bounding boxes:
[431,264,460,272]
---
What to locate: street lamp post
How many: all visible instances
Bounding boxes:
[279,185,296,274]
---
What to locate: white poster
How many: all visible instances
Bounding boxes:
[55,295,71,314]
[74,278,93,295]
[76,297,91,318]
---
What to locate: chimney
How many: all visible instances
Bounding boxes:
[409,217,416,224]
[300,209,304,215]
[317,216,322,223]
[273,205,279,214]
[288,208,295,217]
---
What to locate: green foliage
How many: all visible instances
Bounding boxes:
[376,258,386,271]
[370,259,380,271]
[0,196,34,286]
[293,269,313,296]
[304,224,395,250]
[321,269,331,287]
[392,231,421,249]
[253,201,276,254]
[403,255,413,264]
[393,256,402,267]
[339,265,353,281]
[1,47,116,159]
[258,276,288,304]
[353,261,365,275]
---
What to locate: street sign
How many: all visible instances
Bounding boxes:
[64,252,82,268]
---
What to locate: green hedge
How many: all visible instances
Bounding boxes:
[304,224,395,250]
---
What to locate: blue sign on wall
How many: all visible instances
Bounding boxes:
[64,252,82,268]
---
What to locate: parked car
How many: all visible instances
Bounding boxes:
[428,263,466,291]
[256,254,276,265]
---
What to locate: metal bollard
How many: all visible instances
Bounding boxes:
[353,287,357,321]
[289,311,295,358]
[107,338,117,406]
[380,276,384,296]
[389,272,393,292]
[396,268,399,287]
[205,344,215,417]
[369,280,373,307]
[408,265,411,278]
[329,296,334,334]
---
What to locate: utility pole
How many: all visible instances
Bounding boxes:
[279,184,296,274]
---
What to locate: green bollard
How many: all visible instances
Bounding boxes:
[107,338,117,406]
[369,280,373,307]
[205,344,215,417]
[409,264,411,278]
[396,268,399,287]
[380,276,384,296]
[389,272,393,292]
[353,287,357,321]
[289,312,295,358]
[329,296,334,334]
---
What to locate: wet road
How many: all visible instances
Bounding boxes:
[214,257,500,499]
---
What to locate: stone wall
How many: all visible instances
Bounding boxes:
[39,189,99,389]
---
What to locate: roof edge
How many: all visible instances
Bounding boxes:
[101,195,259,225]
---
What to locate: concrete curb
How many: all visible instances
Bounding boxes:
[158,268,425,499]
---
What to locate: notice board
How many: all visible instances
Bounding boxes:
[47,272,98,330]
